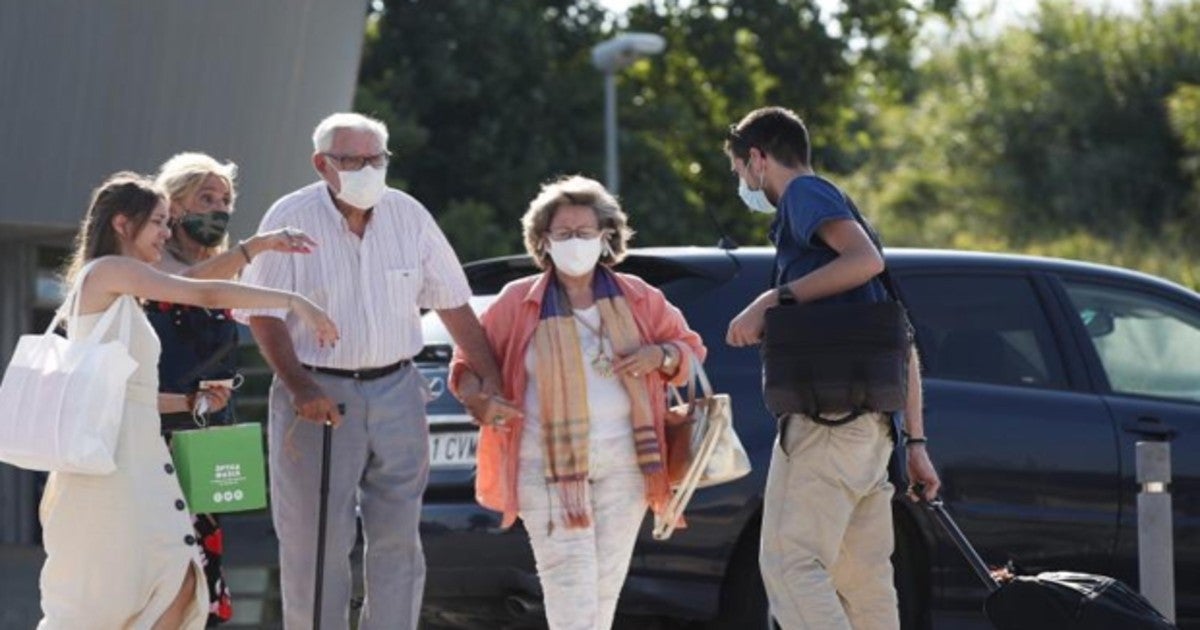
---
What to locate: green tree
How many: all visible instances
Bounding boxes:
[616,0,956,249]
[849,0,1200,287]
[357,1,609,259]
[356,0,955,260]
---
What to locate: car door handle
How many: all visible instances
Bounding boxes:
[1122,417,1178,441]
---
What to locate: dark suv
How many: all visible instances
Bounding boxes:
[416,246,1200,629]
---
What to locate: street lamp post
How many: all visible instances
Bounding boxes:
[591,32,666,195]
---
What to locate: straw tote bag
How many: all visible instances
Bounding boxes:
[0,263,138,474]
[655,355,751,540]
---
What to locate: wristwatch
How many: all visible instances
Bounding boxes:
[776,284,797,304]
[659,344,679,372]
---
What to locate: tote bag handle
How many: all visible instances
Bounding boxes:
[52,258,133,347]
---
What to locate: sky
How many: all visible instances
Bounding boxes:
[598,0,1152,26]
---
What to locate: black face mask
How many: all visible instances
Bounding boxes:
[179,211,231,247]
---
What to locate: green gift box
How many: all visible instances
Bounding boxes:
[170,423,268,514]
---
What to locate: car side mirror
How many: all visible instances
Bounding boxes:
[1080,308,1115,338]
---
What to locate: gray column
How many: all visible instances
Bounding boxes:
[0,242,38,544]
[1136,440,1176,623]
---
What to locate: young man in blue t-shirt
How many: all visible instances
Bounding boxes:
[724,106,940,629]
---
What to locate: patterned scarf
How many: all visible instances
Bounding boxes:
[532,267,670,529]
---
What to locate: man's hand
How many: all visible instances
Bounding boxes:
[906,446,941,502]
[289,378,342,427]
[726,290,777,347]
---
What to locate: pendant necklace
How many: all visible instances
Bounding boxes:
[572,309,615,378]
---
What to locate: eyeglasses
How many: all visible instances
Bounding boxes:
[323,151,392,171]
[546,227,608,242]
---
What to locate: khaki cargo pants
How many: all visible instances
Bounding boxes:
[760,412,898,630]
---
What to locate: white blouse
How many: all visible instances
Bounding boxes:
[520,305,634,460]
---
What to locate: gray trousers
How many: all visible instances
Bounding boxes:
[268,366,430,630]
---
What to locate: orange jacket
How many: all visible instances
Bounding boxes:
[449,270,707,528]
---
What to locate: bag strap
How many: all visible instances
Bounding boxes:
[668,352,714,407]
[47,259,100,334]
[53,259,133,346]
[76,295,133,347]
[839,193,905,304]
[768,187,905,305]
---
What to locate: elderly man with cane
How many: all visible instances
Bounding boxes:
[237,112,507,629]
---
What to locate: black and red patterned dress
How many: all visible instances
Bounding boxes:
[146,300,238,626]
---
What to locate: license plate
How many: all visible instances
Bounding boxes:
[429,430,478,469]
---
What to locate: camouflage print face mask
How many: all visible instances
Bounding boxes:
[179,211,231,247]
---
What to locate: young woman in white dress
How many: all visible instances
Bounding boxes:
[37,172,338,630]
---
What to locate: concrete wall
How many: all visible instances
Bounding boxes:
[0,0,368,239]
[0,0,368,544]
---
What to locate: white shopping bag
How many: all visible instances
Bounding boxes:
[0,265,137,474]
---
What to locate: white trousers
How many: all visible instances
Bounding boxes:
[518,433,649,630]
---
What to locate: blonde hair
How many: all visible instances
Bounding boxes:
[155,152,237,206]
[521,175,634,270]
[154,152,238,255]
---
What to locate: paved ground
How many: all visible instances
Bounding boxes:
[1,511,994,630]
[0,514,287,630]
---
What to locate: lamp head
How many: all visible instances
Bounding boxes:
[591,32,666,73]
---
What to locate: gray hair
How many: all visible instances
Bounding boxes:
[312,112,389,153]
[521,175,634,269]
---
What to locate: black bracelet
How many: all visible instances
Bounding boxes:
[238,241,253,264]
[904,435,928,447]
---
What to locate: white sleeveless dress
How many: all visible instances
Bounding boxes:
[37,295,208,629]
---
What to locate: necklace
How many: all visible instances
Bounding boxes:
[572,308,614,379]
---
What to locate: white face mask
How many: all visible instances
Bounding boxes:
[547,236,603,277]
[332,164,388,209]
[738,176,775,214]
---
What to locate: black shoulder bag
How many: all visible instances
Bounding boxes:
[759,194,914,424]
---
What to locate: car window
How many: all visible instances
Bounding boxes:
[897,274,1068,389]
[1062,282,1200,403]
[416,296,495,363]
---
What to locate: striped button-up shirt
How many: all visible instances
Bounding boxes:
[235,182,471,369]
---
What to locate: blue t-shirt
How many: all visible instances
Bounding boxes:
[770,175,888,305]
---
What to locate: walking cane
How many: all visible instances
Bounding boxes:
[312,404,341,630]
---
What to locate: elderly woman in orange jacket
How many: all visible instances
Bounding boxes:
[450,175,706,630]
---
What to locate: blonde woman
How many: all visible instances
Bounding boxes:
[148,152,315,624]
[38,172,336,629]
[450,175,706,630]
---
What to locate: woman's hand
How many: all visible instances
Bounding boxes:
[250,227,317,256]
[292,296,340,348]
[463,393,523,432]
[613,344,666,378]
[197,386,232,413]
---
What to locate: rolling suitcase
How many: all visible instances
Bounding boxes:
[922,498,1176,630]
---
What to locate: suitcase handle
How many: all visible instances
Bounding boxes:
[921,498,1001,592]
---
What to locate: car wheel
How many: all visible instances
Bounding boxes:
[701,520,778,630]
[893,506,931,630]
